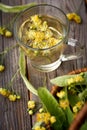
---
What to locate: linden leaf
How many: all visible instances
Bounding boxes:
[38,87,67,130]
[50,72,87,87]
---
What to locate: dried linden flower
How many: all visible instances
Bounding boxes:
[0,87,20,101]
[8,94,17,101]
[36,112,51,125]
[28,100,35,109]
[34,126,46,130]
[5,30,13,37]
[66,13,75,20]
[50,116,56,124]
[0,88,10,97]
[73,101,84,113]
[66,13,81,24]
[59,99,69,109]
[28,110,33,115]
[20,14,62,49]
[31,15,42,26]
[74,15,81,23]
[39,108,44,113]
[56,91,65,98]
[0,65,5,72]
[67,78,74,85]
[73,106,78,113]
[0,27,12,37]
[76,101,84,108]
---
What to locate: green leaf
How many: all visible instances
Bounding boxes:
[84,72,87,84]
[64,87,74,126]
[0,3,36,13]
[50,75,76,86]
[65,107,74,126]
[80,121,87,130]
[79,88,87,100]
[68,93,81,106]
[50,72,87,87]
[38,87,66,130]
[19,48,38,96]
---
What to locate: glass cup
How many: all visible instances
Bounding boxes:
[14,4,83,72]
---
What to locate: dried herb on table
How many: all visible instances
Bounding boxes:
[66,0,83,24]
[0,69,21,101]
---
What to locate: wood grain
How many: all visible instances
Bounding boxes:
[0,0,87,130]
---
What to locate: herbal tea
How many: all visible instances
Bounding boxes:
[19,15,65,48]
[14,5,82,72]
[19,15,66,66]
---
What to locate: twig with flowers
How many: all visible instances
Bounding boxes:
[0,43,21,101]
[0,68,21,101]
[26,70,87,130]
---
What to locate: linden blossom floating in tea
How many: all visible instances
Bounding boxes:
[19,14,64,49]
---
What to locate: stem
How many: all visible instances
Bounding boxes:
[6,68,20,90]
[0,44,18,64]
[10,69,20,84]
[19,48,38,95]
[0,44,18,55]
[5,13,19,31]
[75,0,83,13]
[79,88,87,100]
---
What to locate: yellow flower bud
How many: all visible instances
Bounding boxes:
[56,91,65,98]
[39,108,44,113]
[73,106,78,113]
[66,13,74,20]
[0,88,7,96]
[34,126,46,130]
[66,13,81,24]
[16,95,21,99]
[74,15,81,23]
[5,30,12,37]
[67,78,74,85]
[50,116,56,124]
[8,94,17,101]
[59,99,69,109]
[28,110,33,115]
[28,100,35,109]
[0,65,5,72]
[76,101,84,109]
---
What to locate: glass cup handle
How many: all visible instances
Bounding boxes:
[61,38,83,61]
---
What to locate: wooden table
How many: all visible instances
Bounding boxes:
[0,0,87,130]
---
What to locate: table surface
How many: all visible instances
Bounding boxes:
[0,0,87,130]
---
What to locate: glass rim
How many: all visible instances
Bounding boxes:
[14,4,69,51]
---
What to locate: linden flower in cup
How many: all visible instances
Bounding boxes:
[19,14,62,49]
[14,4,83,72]
[18,13,65,72]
